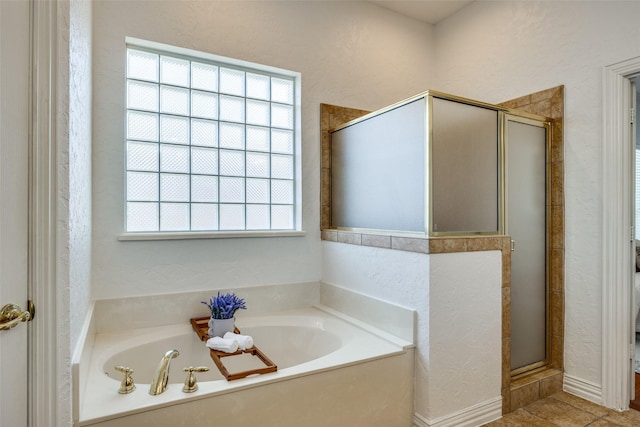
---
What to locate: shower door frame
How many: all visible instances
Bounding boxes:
[503,113,552,377]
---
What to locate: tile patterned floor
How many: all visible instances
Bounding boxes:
[482,392,640,426]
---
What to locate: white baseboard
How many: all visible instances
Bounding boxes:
[563,373,603,405]
[413,397,502,427]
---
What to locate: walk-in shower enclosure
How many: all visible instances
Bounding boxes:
[330,90,551,375]
[331,91,502,236]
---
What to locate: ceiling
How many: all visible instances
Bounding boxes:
[371,0,474,25]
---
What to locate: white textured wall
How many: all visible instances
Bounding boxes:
[427,251,502,421]
[91,1,434,298]
[56,0,72,421]
[59,0,94,424]
[68,0,92,361]
[58,0,93,425]
[321,242,502,422]
[433,0,640,394]
[321,242,429,414]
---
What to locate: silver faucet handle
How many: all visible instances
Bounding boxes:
[182,366,209,393]
[114,365,135,394]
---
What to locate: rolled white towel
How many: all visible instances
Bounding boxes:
[206,336,239,353]
[223,332,254,350]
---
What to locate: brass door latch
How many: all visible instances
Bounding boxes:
[0,301,33,331]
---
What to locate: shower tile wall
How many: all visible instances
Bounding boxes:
[320,86,564,414]
[499,86,565,411]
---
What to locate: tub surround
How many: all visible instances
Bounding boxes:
[73,283,415,426]
[90,282,320,334]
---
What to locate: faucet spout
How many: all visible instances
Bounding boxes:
[149,349,180,395]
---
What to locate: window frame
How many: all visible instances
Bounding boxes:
[120,37,304,240]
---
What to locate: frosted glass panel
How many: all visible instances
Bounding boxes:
[160,86,189,115]
[191,175,218,202]
[127,202,158,231]
[160,116,189,144]
[331,98,426,232]
[247,178,269,203]
[271,129,293,154]
[191,62,217,92]
[246,152,269,178]
[431,97,498,233]
[219,204,245,230]
[271,104,293,129]
[160,174,189,202]
[191,203,218,230]
[128,80,158,111]
[127,141,158,171]
[127,49,158,82]
[127,111,158,141]
[160,145,189,173]
[191,91,218,119]
[127,171,158,201]
[160,56,190,86]
[271,180,293,204]
[219,123,244,149]
[220,68,245,96]
[219,177,245,203]
[271,154,293,179]
[160,203,189,231]
[246,205,270,230]
[246,126,270,152]
[271,205,293,229]
[508,119,547,371]
[191,147,218,175]
[220,150,245,176]
[271,77,294,104]
[191,119,218,147]
[219,95,245,123]
[246,99,270,126]
[247,73,270,100]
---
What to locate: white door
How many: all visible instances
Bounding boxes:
[0,0,31,426]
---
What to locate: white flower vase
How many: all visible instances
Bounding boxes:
[208,317,235,338]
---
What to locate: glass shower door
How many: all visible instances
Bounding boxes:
[507,115,549,373]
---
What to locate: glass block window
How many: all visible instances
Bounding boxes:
[125,45,298,232]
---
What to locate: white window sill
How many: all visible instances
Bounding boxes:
[118,230,307,241]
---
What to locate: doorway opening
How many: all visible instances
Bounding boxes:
[602,56,640,411]
[631,76,640,411]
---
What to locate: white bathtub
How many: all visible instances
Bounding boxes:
[77,306,414,427]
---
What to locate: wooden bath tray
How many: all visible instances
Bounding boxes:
[190,316,277,381]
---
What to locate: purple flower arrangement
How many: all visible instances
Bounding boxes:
[202,292,247,320]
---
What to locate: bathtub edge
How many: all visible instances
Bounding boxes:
[313,303,414,349]
[72,301,96,425]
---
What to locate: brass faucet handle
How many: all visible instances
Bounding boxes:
[114,365,136,394]
[183,366,210,373]
[182,366,209,393]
